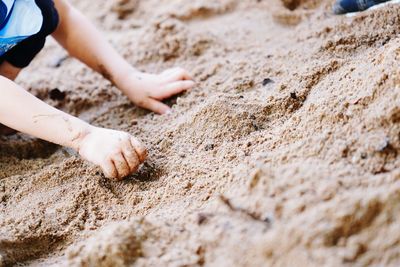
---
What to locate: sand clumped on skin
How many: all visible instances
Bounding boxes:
[1,0,400,266]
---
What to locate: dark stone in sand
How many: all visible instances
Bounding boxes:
[262,78,274,86]
[49,88,66,101]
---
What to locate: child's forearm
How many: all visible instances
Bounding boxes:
[51,0,195,115]
[0,76,91,150]
[0,76,147,179]
[52,0,136,89]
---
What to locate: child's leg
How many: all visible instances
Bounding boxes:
[0,61,22,81]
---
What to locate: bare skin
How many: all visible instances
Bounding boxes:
[0,62,21,135]
[0,0,195,180]
[0,61,21,80]
[52,0,195,114]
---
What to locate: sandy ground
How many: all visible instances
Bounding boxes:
[1,0,400,266]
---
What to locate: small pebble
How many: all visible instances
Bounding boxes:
[262,78,274,86]
[205,144,214,151]
[49,88,66,101]
[197,213,208,225]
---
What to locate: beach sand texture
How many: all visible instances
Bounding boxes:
[1,0,400,266]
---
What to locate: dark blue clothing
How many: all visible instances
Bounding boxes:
[0,0,59,68]
[0,0,14,28]
[0,1,8,27]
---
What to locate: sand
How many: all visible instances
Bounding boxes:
[1,0,400,266]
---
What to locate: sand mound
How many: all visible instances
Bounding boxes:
[66,219,150,267]
[1,0,400,266]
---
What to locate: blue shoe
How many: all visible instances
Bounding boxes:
[333,0,391,14]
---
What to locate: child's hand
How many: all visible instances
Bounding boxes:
[118,67,195,114]
[77,127,147,180]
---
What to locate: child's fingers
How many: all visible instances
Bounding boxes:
[142,98,172,115]
[112,153,131,179]
[159,80,195,98]
[101,159,118,179]
[130,137,147,163]
[122,143,140,172]
[163,68,193,82]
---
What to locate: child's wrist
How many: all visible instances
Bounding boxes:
[114,68,143,94]
[69,123,94,152]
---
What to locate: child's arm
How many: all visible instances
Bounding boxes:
[0,76,146,179]
[52,0,195,114]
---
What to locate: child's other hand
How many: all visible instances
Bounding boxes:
[77,127,147,180]
[119,67,195,114]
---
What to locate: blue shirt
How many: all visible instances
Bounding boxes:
[0,0,43,56]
